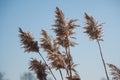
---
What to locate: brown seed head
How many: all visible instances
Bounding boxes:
[48,52,67,69]
[29,59,47,80]
[40,29,53,52]
[19,28,39,53]
[84,13,104,41]
[52,7,80,47]
[108,63,120,80]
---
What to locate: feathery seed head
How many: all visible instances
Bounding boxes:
[108,64,120,80]
[53,7,80,47]
[29,59,47,80]
[19,28,39,53]
[48,51,67,69]
[40,29,53,52]
[84,13,104,41]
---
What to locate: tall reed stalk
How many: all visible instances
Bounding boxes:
[40,29,67,80]
[97,40,109,80]
[65,46,72,79]
[18,7,113,80]
[84,13,109,80]
[19,28,57,80]
[52,7,80,80]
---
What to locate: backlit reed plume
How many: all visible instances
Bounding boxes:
[40,29,66,80]
[49,52,66,69]
[52,7,80,48]
[52,7,80,79]
[108,64,120,80]
[84,13,109,80]
[19,28,56,80]
[84,13,104,41]
[19,28,39,53]
[29,59,47,80]
[40,29,66,69]
[52,7,81,80]
[40,29,53,52]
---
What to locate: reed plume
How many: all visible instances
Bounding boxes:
[40,29,66,80]
[52,7,80,48]
[52,7,80,80]
[40,29,66,69]
[29,59,47,80]
[84,13,104,41]
[84,13,109,80]
[19,28,39,53]
[40,29,53,52]
[19,28,56,80]
[108,64,120,80]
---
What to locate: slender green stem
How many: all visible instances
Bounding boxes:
[97,40,109,80]
[38,52,57,80]
[59,69,64,80]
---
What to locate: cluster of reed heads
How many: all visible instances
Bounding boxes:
[19,7,120,80]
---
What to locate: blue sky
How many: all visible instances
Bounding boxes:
[0,0,120,80]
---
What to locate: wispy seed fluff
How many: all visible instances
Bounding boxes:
[19,28,39,53]
[29,59,47,80]
[52,7,80,48]
[107,64,120,80]
[84,13,104,41]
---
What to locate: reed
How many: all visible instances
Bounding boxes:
[52,7,80,80]
[84,13,109,80]
[18,7,80,80]
[19,28,56,80]
[108,63,120,80]
[18,7,117,80]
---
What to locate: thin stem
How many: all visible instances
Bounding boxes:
[65,48,70,76]
[97,40,109,80]
[38,52,57,80]
[59,69,64,80]
[68,46,72,79]
[65,35,72,79]
[65,46,72,79]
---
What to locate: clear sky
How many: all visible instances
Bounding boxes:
[0,0,120,80]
